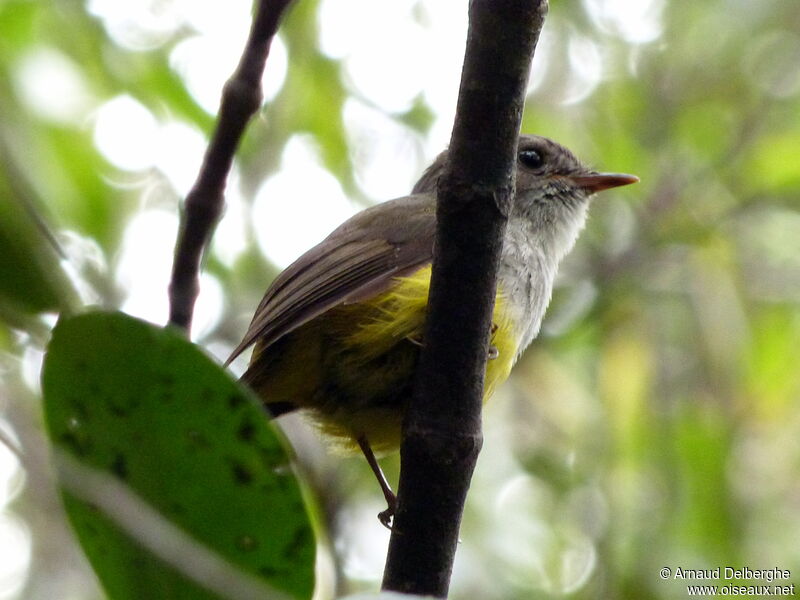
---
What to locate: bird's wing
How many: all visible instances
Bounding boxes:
[226,194,437,364]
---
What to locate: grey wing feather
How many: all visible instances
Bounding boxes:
[226,194,437,365]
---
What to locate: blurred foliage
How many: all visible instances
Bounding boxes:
[0,0,799,599]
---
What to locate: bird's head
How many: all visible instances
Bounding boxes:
[413,134,638,260]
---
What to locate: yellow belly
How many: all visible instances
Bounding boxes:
[248,265,520,454]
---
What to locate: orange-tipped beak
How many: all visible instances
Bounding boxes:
[570,172,639,194]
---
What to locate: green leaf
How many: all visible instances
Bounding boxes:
[42,311,316,600]
[0,185,76,319]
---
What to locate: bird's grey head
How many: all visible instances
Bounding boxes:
[413,134,638,261]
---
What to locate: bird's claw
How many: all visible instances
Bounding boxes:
[378,495,397,530]
[378,507,394,530]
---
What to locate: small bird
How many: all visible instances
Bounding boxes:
[227,135,637,526]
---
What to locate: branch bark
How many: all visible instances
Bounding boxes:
[168,0,294,332]
[382,1,548,597]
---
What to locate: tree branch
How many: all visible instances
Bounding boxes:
[168,0,294,332]
[382,1,548,596]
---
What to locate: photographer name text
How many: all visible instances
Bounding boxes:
[670,567,790,583]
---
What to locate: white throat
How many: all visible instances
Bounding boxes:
[496,203,589,357]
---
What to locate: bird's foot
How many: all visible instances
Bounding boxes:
[378,493,397,530]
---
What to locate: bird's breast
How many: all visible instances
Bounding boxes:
[496,228,559,357]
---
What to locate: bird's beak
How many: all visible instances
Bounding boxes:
[569,172,639,193]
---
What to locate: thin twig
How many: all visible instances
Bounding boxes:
[382,1,548,597]
[168,0,295,332]
[0,424,24,462]
[54,450,291,600]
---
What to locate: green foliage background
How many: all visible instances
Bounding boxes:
[1,0,799,598]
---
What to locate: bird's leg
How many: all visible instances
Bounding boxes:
[357,434,396,529]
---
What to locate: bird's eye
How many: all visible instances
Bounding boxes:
[519,149,544,170]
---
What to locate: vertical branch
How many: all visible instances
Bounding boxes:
[382,0,548,597]
[168,0,295,332]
